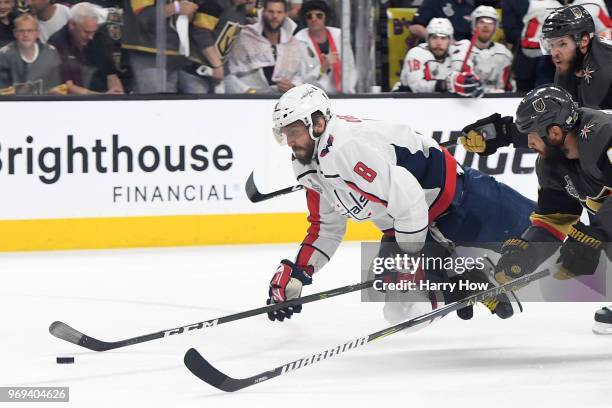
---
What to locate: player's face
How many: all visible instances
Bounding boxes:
[306,9,326,31]
[283,121,315,164]
[475,18,496,43]
[428,35,450,59]
[14,19,38,48]
[549,35,576,74]
[25,0,48,14]
[0,0,15,18]
[263,2,287,32]
[527,132,546,155]
[69,17,98,50]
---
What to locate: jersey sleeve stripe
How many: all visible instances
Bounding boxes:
[304,188,321,245]
[531,219,567,241]
[428,148,458,222]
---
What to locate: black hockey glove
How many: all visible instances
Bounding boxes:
[267,260,313,322]
[494,238,542,284]
[555,223,606,279]
[459,113,527,155]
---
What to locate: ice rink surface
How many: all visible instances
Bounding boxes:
[1,242,610,408]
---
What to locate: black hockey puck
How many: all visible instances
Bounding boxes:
[56,357,74,364]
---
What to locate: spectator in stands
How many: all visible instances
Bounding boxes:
[122,0,197,93]
[399,17,483,97]
[26,0,70,42]
[500,0,525,50]
[500,0,536,91]
[0,0,18,47]
[179,0,253,94]
[225,0,316,93]
[0,14,64,94]
[409,0,474,41]
[288,0,302,21]
[295,0,356,93]
[456,5,514,92]
[48,2,123,94]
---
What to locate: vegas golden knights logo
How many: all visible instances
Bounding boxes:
[532,98,546,112]
[215,22,242,60]
[570,7,583,19]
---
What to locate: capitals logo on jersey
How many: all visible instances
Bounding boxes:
[320,135,334,157]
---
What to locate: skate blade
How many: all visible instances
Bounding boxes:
[592,322,612,335]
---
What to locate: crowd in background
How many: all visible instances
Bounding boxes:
[0,0,611,95]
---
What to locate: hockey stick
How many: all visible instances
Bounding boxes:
[246,140,458,203]
[49,279,374,351]
[461,28,480,72]
[245,171,304,203]
[184,267,551,392]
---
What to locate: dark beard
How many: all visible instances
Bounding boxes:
[294,141,316,165]
[263,18,281,33]
[542,144,566,165]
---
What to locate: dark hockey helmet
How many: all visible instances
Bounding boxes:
[515,85,579,140]
[540,5,595,54]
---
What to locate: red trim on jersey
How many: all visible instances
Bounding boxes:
[599,8,612,29]
[424,63,433,81]
[304,188,321,244]
[296,188,321,267]
[383,228,395,237]
[502,66,513,91]
[428,148,457,223]
[531,219,567,241]
[521,18,541,50]
[344,180,389,206]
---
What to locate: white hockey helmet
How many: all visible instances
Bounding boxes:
[471,5,498,30]
[272,84,332,144]
[426,18,454,39]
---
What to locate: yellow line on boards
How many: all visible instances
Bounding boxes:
[0,214,381,252]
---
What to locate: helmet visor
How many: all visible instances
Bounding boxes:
[272,127,287,145]
[539,35,576,55]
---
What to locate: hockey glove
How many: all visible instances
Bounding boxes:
[446,71,484,98]
[459,113,525,155]
[555,223,605,279]
[267,259,313,322]
[494,238,542,284]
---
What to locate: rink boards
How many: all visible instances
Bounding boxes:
[0,96,536,251]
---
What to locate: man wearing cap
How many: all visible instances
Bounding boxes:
[294,0,356,94]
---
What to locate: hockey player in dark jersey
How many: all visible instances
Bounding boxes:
[490,85,612,334]
[459,4,612,155]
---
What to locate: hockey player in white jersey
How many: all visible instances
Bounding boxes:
[399,18,483,97]
[266,84,537,324]
[455,6,515,93]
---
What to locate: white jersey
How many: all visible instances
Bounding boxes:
[291,115,461,273]
[455,40,515,92]
[521,0,612,58]
[294,27,358,94]
[399,43,465,92]
[37,4,70,43]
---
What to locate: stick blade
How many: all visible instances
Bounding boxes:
[245,172,263,203]
[49,321,85,345]
[184,348,245,392]
[48,321,112,352]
